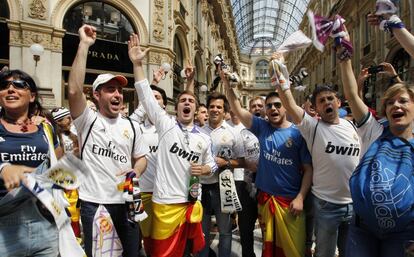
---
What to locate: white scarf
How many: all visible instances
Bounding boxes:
[219,169,242,213]
[35,154,87,257]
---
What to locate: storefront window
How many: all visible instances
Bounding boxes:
[63,1,134,43]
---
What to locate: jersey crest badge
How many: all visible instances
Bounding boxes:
[285,137,293,148]
[197,142,203,150]
[123,129,130,139]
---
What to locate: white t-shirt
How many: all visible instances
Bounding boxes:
[74,107,148,204]
[200,121,245,184]
[297,113,361,204]
[227,121,259,182]
[137,118,159,193]
[135,79,218,204]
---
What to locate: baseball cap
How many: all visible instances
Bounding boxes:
[92,73,128,92]
[51,107,70,121]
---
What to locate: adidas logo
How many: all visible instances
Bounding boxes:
[0,137,5,142]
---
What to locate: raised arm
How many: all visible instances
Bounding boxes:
[367,13,414,58]
[393,29,414,58]
[269,53,305,124]
[220,67,254,129]
[68,25,96,119]
[184,59,195,93]
[336,28,368,124]
[128,34,149,83]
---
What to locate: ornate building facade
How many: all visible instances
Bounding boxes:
[0,0,241,112]
[286,0,414,110]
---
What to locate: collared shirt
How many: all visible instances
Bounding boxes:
[200,121,244,184]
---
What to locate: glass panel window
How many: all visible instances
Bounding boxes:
[231,0,310,54]
[63,1,135,43]
[0,0,10,20]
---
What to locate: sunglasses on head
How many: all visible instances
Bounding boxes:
[265,102,282,109]
[0,80,30,91]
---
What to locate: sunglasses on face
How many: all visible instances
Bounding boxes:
[265,102,282,109]
[0,80,30,91]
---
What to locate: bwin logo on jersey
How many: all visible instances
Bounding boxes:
[169,142,200,162]
[325,142,360,156]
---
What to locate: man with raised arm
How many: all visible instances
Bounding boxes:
[128,33,217,257]
[68,25,148,257]
[272,52,360,257]
[221,67,313,257]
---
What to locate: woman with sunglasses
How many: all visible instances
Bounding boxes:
[0,69,60,256]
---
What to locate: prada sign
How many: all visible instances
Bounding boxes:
[62,33,132,73]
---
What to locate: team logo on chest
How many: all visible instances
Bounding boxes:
[285,137,293,148]
[123,129,130,139]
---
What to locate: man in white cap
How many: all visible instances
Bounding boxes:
[68,24,148,257]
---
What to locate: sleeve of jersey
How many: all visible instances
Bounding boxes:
[233,130,246,158]
[249,116,262,136]
[72,106,96,136]
[296,112,317,141]
[132,121,149,158]
[356,112,383,152]
[135,79,171,131]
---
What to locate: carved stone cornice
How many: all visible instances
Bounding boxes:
[8,20,65,52]
[148,46,175,65]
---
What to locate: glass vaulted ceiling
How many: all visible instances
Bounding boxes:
[231,0,310,55]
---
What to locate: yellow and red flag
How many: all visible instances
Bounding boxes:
[150,201,205,257]
[258,191,305,257]
[140,192,154,255]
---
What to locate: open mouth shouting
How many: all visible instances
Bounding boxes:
[183,107,191,114]
[391,111,405,120]
[325,107,333,114]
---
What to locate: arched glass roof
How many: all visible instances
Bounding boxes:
[230,0,310,55]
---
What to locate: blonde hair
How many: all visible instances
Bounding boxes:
[380,82,414,117]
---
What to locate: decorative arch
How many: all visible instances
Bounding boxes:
[51,0,148,44]
[6,0,23,20]
[172,26,190,65]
